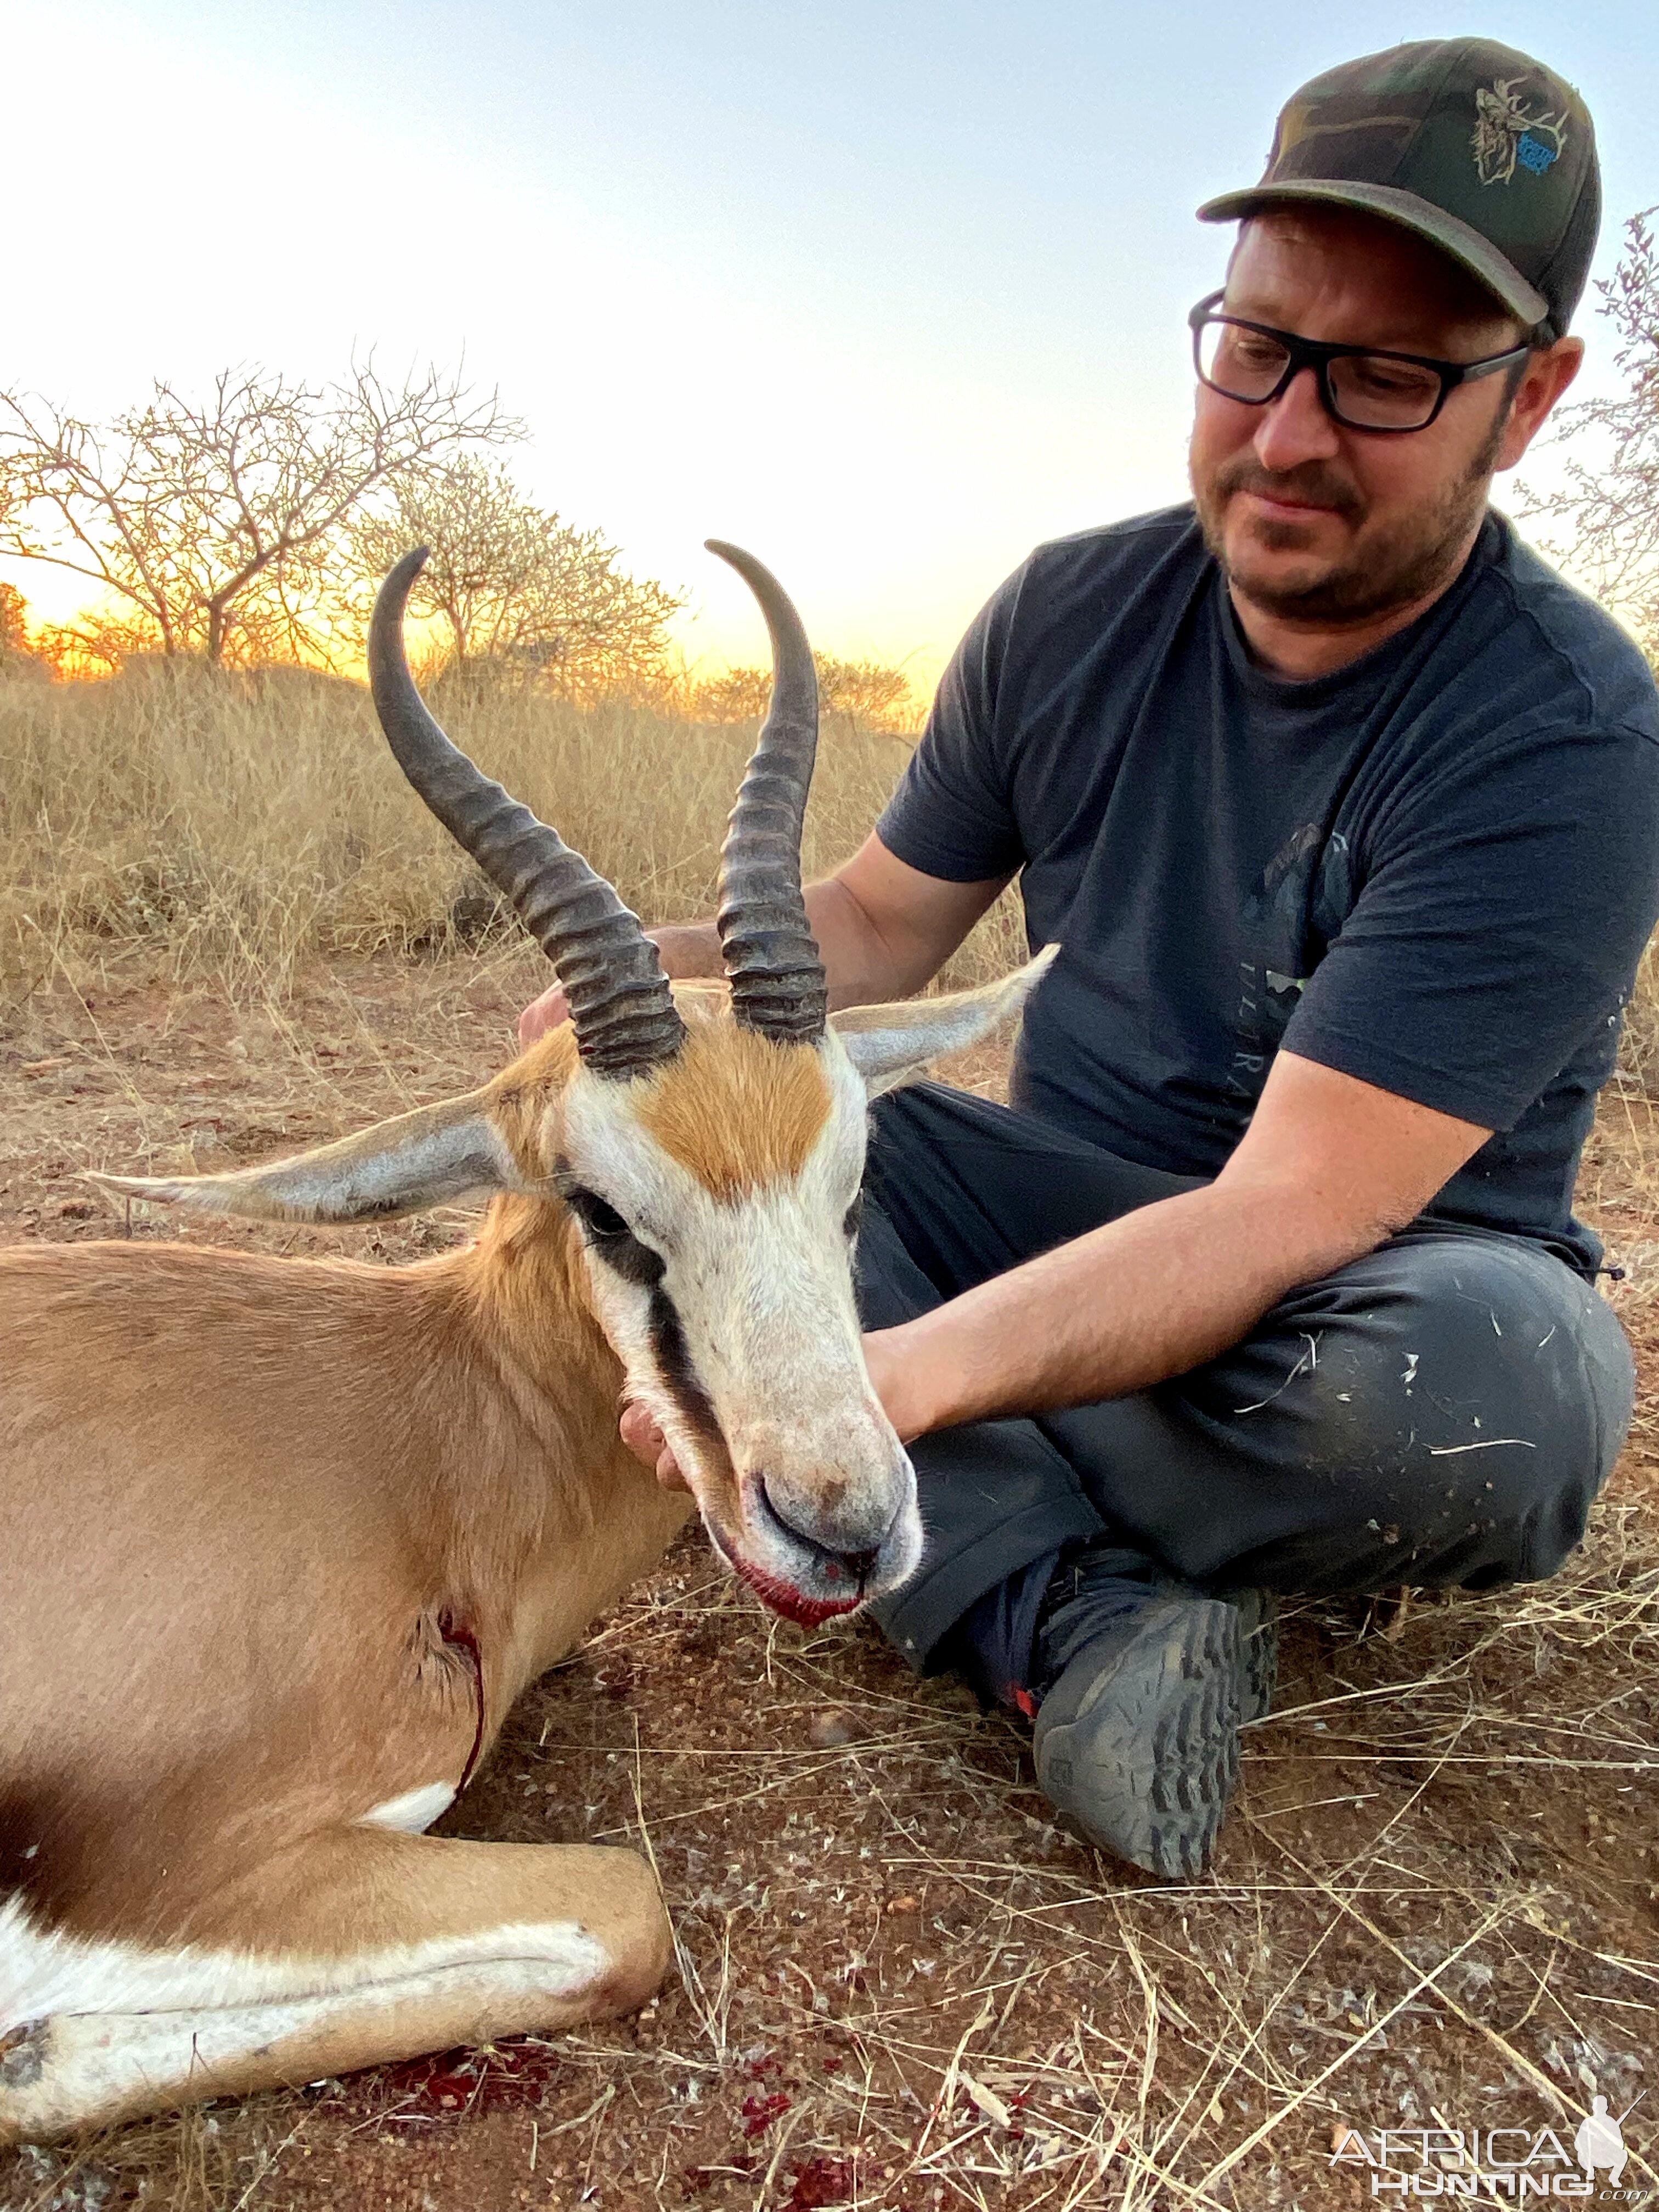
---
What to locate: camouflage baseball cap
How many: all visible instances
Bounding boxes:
[1197,38,1600,337]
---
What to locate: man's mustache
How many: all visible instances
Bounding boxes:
[1212,457,1365,521]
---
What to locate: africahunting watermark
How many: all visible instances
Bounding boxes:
[1329,2094,1649,2199]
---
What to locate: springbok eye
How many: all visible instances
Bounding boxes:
[843,1193,865,1241]
[567,1189,629,1240]
[560,1183,665,1288]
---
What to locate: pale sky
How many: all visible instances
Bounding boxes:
[5,2,1656,687]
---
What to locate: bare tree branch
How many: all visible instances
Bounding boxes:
[0,359,521,665]
[1522,208,1659,658]
[348,458,684,703]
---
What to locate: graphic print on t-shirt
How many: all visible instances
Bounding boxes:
[1231,827,1357,1104]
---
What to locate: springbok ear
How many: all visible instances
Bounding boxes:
[830,944,1058,1097]
[88,1090,530,1225]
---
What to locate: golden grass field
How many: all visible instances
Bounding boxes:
[0,661,1020,1007]
[1,664,1656,2212]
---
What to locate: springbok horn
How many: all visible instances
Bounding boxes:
[368,549,686,1080]
[706,541,830,1044]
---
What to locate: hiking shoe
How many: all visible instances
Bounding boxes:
[1030,1564,1246,1880]
[1231,1587,1279,1724]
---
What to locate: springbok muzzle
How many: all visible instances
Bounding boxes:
[733,1446,921,1627]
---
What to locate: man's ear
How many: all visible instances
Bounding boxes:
[830,945,1058,1096]
[1497,334,1583,471]
[89,1090,531,1224]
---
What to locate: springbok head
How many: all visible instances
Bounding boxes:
[95,544,1054,1625]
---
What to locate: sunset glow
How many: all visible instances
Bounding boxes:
[5,2,1656,691]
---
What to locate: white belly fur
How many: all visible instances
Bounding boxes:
[359,1782,456,1833]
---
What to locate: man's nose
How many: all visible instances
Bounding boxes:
[1252,365,1342,472]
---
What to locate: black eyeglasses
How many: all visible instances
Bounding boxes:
[1188,290,1530,433]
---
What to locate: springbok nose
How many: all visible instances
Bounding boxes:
[755,1476,890,1579]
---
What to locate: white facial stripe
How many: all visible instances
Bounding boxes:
[561,1045,866,1376]
[560,1045,864,1244]
[670,1081,872,1430]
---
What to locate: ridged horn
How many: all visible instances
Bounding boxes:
[706,541,829,1043]
[368,548,685,1080]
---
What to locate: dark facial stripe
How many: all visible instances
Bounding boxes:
[584,1217,663,1286]
[647,1286,736,1481]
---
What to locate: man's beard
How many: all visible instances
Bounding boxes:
[1193,416,1504,628]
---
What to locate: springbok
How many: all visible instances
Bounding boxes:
[0,542,1052,2143]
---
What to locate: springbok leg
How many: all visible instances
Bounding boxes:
[0,1830,669,2142]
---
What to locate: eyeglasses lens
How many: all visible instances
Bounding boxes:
[1325,354,1441,430]
[1196,318,1442,430]
[1197,319,1289,400]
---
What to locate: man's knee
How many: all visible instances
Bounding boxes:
[1273,1232,1632,1582]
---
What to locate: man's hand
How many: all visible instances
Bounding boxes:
[860,1326,929,1444]
[618,1338,923,1490]
[620,1402,693,1491]
[519,979,570,1048]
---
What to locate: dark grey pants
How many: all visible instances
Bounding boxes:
[857,1083,1634,1687]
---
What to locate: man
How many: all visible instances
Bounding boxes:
[522,38,1659,1878]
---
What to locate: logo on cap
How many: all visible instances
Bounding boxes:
[1472,77,1566,187]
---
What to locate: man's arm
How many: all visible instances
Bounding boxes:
[864,1050,1491,1441]
[519,832,1008,1043]
[618,1048,1491,1490]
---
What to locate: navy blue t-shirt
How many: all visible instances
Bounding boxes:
[877,506,1659,1276]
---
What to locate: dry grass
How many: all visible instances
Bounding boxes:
[0,663,1017,1007]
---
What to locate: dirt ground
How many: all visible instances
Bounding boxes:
[2,950,1656,2212]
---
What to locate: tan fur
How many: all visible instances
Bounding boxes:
[484,1022,583,1185]
[635,1020,832,1199]
[0,1836,669,2140]
[0,1020,704,2141]
[0,1206,690,1958]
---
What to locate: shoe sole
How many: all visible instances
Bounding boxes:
[1034,1597,1243,1881]
[1232,1589,1279,1724]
